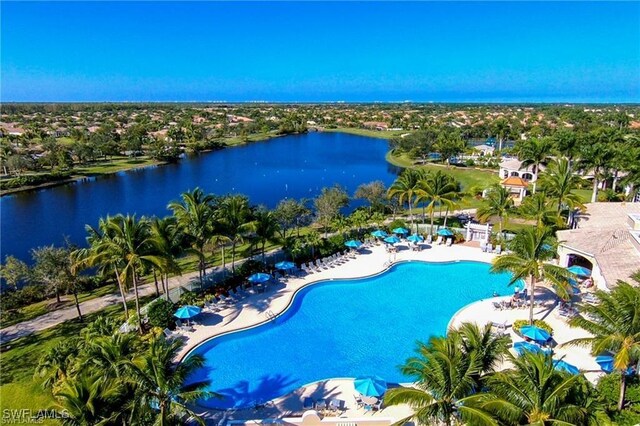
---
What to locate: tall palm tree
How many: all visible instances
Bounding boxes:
[125,337,216,425]
[477,184,513,241]
[491,226,572,324]
[149,216,183,299]
[552,129,581,166]
[473,352,599,425]
[516,137,553,193]
[579,131,618,202]
[565,281,640,410]
[384,332,496,426]
[388,169,425,234]
[419,170,459,233]
[107,215,166,333]
[76,216,130,318]
[518,192,558,228]
[168,188,215,283]
[35,339,82,390]
[253,209,280,263]
[538,158,585,215]
[217,195,256,272]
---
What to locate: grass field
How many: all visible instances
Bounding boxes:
[324,127,406,139]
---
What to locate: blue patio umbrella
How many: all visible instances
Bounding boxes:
[596,355,615,373]
[174,305,201,319]
[344,240,362,249]
[392,227,409,235]
[520,325,551,344]
[248,272,271,283]
[371,230,388,238]
[437,228,454,237]
[384,236,401,244]
[567,265,592,277]
[553,359,580,375]
[275,261,295,271]
[513,341,545,356]
[354,376,387,397]
[406,234,424,243]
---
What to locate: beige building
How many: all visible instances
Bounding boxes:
[557,203,640,290]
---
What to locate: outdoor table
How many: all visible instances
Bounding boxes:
[360,395,379,405]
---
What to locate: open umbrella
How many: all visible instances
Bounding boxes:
[275,261,295,271]
[437,228,454,237]
[354,376,387,397]
[174,305,201,319]
[248,272,271,283]
[513,341,545,356]
[596,355,615,373]
[567,265,591,277]
[371,230,388,238]
[553,359,580,375]
[384,236,401,244]
[407,234,424,243]
[344,240,362,249]
[520,325,551,344]
[392,227,409,235]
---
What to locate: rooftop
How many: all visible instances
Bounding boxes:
[501,176,529,187]
[558,202,640,287]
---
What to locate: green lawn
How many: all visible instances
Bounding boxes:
[325,127,407,139]
[75,156,160,176]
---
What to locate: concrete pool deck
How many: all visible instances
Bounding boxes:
[177,241,600,424]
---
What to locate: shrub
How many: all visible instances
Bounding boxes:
[147,299,176,329]
[453,231,465,244]
[387,219,408,232]
[178,289,201,307]
[596,372,640,423]
[513,319,553,335]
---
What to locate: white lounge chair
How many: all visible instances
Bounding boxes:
[446,238,453,246]
[426,234,433,244]
[495,245,502,254]
[435,236,443,245]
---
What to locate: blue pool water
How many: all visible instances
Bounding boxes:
[187,261,515,409]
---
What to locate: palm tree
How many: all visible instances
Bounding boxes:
[125,337,216,425]
[455,322,511,391]
[516,137,553,193]
[149,216,183,299]
[491,226,573,324]
[168,188,215,283]
[552,129,581,166]
[538,158,585,215]
[565,281,640,410]
[518,192,558,228]
[304,231,322,260]
[35,339,82,390]
[55,374,124,426]
[388,169,424,234]
[217,195,256,272]
[253,209,280,263]
[107,215,166,333]
[473,352,599,425]
[579,132,618,203]
[419,170,459,234]
[76,216,130,318]
[477,184,513,241]
[384,332,496,426]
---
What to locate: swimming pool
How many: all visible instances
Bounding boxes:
[186,261,515,409]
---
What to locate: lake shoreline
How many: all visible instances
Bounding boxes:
[0,129,386,197]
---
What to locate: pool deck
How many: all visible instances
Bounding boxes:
[176,241,599,424]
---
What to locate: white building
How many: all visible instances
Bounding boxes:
[499,157,541,182]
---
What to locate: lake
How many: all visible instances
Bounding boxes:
[1,132,400,263]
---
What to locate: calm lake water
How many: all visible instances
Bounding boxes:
[1,132,400,263]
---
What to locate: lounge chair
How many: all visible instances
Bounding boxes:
[480,242,487,252]
[435,236,443,245]
[426,234,433,244]
[446,238,453,246]
[495,245,502,254]
[492,301,503,310]
[487,243,494,253]
[163,328,176,339]
[301,264,313,274]
[329,398,345,413]
[315,399,327,411]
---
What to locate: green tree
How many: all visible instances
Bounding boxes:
[491,226,572,324]
[474,352,602,425]
[565,280,640,411]
[515,137,553,193]
[54,374,124,425]
[125,337,216,425]
[0,255,30,290]
[387,169,424,234]
[218,195,256,272]
[253,208,280,263]
[477,184,513,241]
[168,188,215,283]
[149,216,183,298]
[518,192,558,228]
[274,198,311,240]
[354,180,387,214]
[314,185,349,237]
[538,157,585,215]
[419,170,459,234]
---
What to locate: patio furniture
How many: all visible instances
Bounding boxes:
[495,245,502,254]
[302,397,314,410]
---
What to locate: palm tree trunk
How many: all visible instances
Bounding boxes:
[72,289,83,322]
[132,274,143,334]
[114,266,129,319]
[162,274,169,301]
[591,176,599,203]
[153,270,160,297]
[618,373,627,410]
[262,241,266,263]
[231,242,237,272]
[529,275,536,325]
[443,206,450,228]
[430,209,435,236]
[408,200,413,233]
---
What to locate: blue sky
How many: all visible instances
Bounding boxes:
[2,2,639,103]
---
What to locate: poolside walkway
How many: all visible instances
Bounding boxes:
[176,241,495,423]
